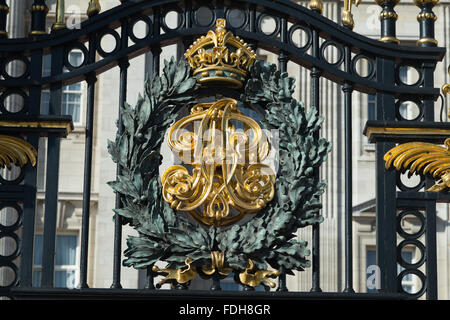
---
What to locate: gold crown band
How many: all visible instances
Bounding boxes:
[417,13,437,21]
[379,11,398,20]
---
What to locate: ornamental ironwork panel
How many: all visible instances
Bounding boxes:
[0,0,446,301]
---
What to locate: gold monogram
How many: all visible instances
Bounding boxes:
[161,98,275,226]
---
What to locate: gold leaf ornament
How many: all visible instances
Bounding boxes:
[384,139,450,192]
[239,259,280,288]
[152,257,197,288]
[0,135,37,169]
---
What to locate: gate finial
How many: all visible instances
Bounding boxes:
[309,0,324,14]
[29,0,49,36]
[342,0,361,30]
[87,0,101,17]
[52,0,66,31]
[376,0,401,44]
[415,0,439,47]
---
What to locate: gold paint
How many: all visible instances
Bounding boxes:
[152,257,197,287]
[239,259,280,288]
[0,135,37,169]
[379,11,399,20]
[87,0,101,17]
[375,0,400,5]
[414,0,439,5]
[417,12,437,21]
[364,126,450,138]
[417,37,438,46]
[379,36,400,44]
[443,83,450,96]
[201,251,233,276]
[0,120,73,134]
[52,0,66,31]
[161,98,275,227]
[184,19,256,89]
[384,139,450,192]
[342,0,361,30]
[30,5,49,13]
[309,0,324,14]
[0,5,9,13]
[29,31,47,36]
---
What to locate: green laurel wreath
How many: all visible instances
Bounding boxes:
[107,57,331,279]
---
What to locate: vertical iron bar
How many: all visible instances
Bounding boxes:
[111,58,129,289]
[210,273,222,291]
[19,49,43,287]
[276,16,288,293]
[425,200,437,300]
[377,0,400,44]
[110,16,130,290]
[415,0,438,47]
[375,58,397,294]
[78,35,97,289]
[78,71,96,289]
[215,0,225,19]
[41,46,64,288]
[247,5,257,52]
[29,0,48,36]
[144,7,161,290]
[310,26,322,293]
[343,46,354,293]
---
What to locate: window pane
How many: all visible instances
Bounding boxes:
[67,83,81,91]
[55,270,76,288]
[42,55,51,77]
[33,234,43,266]
[41,90,50,115]
[55,235,77,266]
[68,52,82,67]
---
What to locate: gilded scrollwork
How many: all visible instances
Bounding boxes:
[385,139,450,192]
[238,259,280,289]
[342,0,361,30]
[0,135,37,169]
[162,98,275,227]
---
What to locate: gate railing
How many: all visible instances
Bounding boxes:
[0,0,447,300]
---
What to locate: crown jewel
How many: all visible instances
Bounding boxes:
[184,19,257,89]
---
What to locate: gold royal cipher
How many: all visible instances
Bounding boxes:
[161,19,275,227]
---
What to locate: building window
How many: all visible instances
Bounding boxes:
[33,234,78,288]
[41,52,84,125]
[397,250,415,294]
[366,248,415,294]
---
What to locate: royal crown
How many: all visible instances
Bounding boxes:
[184,19,257,89]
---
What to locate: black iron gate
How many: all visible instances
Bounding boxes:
[0,0,447,300]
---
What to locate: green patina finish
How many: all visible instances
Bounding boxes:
[107,57,331,280]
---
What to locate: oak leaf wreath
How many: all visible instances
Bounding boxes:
[107,57,331,284]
